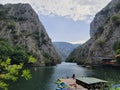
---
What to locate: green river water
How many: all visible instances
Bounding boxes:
[8,62,120,90]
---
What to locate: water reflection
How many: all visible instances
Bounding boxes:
[9,66,55,90]
[93,67,120,84]
[9,62,120,90]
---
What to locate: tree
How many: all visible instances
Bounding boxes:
[113,41,120,64]
[11,45,29,64]
[0,57,36,90]
[113,41,120,52]
[0,39,36,90]
[111,15,120,26]
[0,39,30,64]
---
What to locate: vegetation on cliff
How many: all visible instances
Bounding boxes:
[0,4,60,66]
[0,39,36,90]
[67,0,120,65]
[0,3,60,90]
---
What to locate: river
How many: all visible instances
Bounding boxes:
[9,62,120,90]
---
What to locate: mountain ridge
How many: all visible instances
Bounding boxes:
[53,42,79,61]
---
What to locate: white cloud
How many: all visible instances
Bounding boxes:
[0,0,111,22]
[70,40,87,44]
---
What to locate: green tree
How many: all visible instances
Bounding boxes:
[7,21,15,30]
[97,38,105,47]
[113,41,120,64]
[11,45,29,64]
[111,15,120,26]
[116,3,120,10]
[115,49,120,54]
[98,26,104,35]
[0,57,36,90]
[28,55,37,63]
[0,39,36,90]
[0,40,29,64]
[0,40,14,61]
[113,41,120,52]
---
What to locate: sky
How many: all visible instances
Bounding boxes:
[0,0,112,44]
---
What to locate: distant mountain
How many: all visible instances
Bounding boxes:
[53,42,80,61]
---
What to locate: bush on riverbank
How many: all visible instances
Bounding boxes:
[0,39,36,90]
[0,39,35,64]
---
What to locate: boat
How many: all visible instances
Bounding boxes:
[55,79,71,90]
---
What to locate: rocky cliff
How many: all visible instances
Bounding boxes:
[0,3,60,66]
[67,0,120,65]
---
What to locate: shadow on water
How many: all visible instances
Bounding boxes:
[9,66,55,90]
[92,67,120,84]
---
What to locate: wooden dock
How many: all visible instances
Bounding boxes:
[60,78,87,90]
[56,77,108,90]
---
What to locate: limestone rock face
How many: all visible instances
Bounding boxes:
[90,0,120,37]
[67,0,120,64]
[0,4,60,66]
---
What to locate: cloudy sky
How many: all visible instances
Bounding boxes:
[0,0,111,44]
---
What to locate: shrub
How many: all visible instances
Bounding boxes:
[98,26,104,34]
[13,34,19,40]
[33,31,39,40]
[0,10,7,19]
[112,41,120,64]
[95,26,104,39]
[0,57,35,90]
[0,6,10,20]
[41,32,45,38]
[10,16,17,20]
[42,39,47,44]
[7,21,15,30]
[9,16,27,21]
[116,3,120,10]
[111,15,120,26]
[96,26,104,36]
[11,30,17,34]
[97,38,105,47]
[17,17,27,21]
[0,40,36,90]
[112,41,120,52]
[0,39,35,64]
[42,52,51,60]
[42,52,52,64]
[115,49,120,63]
[0,40,14,60]
[11,45,29,64]
[115,49,120,54]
